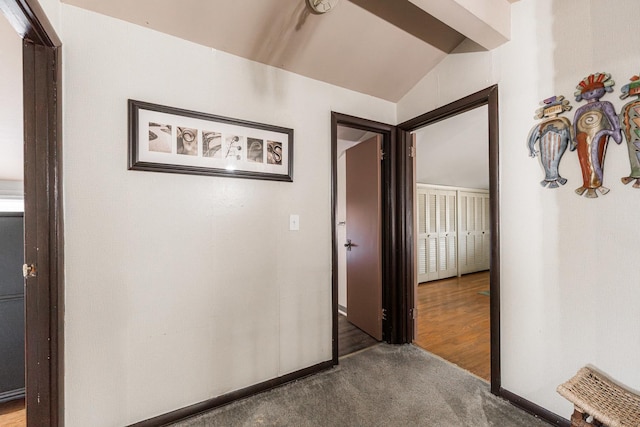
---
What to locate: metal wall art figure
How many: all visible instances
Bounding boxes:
[572,72,623,198]
[619,74,640,188]
[528,95,574,188]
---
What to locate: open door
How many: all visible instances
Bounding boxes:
[345,135,382,341]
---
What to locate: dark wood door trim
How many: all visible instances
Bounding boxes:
[397,85,501,394]
[1,0,63,425]
[331,112,400,364]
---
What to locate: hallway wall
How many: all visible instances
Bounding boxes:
[54,4,395,426]
[398,0,640,417]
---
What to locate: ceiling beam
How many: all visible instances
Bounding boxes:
[407,0,512,50]
[347,0,465,53]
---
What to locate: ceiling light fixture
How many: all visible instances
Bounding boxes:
[307,0,340,14]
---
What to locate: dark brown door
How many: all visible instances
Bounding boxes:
[346,135,382,340]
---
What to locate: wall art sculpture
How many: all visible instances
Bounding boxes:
[619,74,640,188]
[528,95,573,188]
[572,73,623,198]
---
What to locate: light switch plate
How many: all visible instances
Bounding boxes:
[289,214,300,231]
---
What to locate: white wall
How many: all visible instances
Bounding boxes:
[33,0,640,424]
[38,0,61,33]
[0,15,23,183]
[414,105,489,189]
[399,0,640,417]
[0,180,23,212]
[58,4,395,426]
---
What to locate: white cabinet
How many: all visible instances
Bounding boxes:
[417,185,490,283]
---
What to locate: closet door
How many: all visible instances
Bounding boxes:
[416,189,431,283]
[458,191,490,274]
[480,194,491,270]
[435,190,457,279]
[417,188,438,282]
[458,192,475,275]
[416,187,457,282]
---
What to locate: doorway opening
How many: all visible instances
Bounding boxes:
[336,126,383,357]
[412,106,491,381]
[0,0,63,425]
[0,10,25,426]
[398,86,501,393]
[331,113,398,363]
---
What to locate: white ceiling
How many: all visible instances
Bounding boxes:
[1,0,510,193]
[60,0,515,102]
[414,105,489,189]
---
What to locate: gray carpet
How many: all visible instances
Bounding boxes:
[171,344,549,426]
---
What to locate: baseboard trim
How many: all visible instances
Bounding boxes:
[129,360,334,427]
[499,388,570,427]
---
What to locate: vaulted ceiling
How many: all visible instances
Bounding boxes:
[61,0,518,102]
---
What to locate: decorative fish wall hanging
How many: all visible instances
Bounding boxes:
[619,74,640,188]
[572,72,623,198]
[527,95,573,188]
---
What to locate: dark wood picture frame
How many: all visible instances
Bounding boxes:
[128,99,294,182]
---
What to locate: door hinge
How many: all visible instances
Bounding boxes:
[409,146,416,158]
[381,308,388,321]
[410,308,418,320]
[23,263,37,278]
[380,149,386,161]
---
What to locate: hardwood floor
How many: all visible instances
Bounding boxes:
[414,271,490,381]
[0,398,25,427]
[338,314,379,357]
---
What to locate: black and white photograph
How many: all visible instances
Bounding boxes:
[129,99,294,182]
[267,140,283,165]
[247,138,264,163]
[177,126,198,156]
[202,131,222,158]
[148,122,172,153]
[223,135,245,161]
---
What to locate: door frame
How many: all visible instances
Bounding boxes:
[397,85,501,394]
[331,112,401,363]
[0,0,63,424]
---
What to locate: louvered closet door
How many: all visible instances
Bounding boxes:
[458,191,490,274]
[436,191,457,279]
[417,187,457,282]
[480,194,491,270]
[417,189,439,282]
[473,196,484,271]
[416,190,430,283]
[425,190,439,281]
[458,193,475,275]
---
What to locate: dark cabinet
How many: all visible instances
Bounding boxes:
[0,213,24,402]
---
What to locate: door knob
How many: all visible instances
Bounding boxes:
[344,239,353,251]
